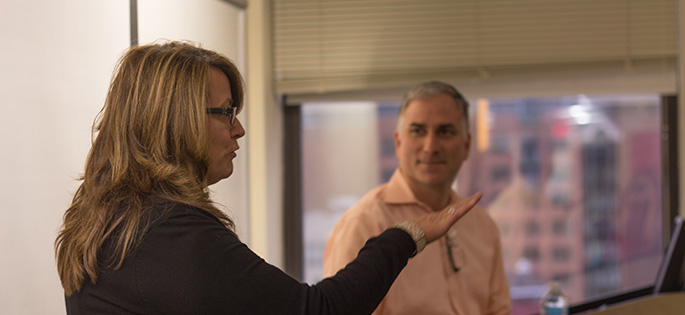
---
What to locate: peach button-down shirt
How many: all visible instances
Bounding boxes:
[323,170,511,315]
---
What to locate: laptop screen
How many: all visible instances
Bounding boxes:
[654,216,685,293]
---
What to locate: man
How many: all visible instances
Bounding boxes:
[323,81,511,314]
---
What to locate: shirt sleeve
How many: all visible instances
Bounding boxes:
[135,205,416,315]
[323,208,382,278]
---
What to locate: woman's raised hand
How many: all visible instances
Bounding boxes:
[413,192,482,244]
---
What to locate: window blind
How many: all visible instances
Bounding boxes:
[273,0,677,98]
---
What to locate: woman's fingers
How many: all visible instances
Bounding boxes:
[445,191,482,220]
[417,192,483,243]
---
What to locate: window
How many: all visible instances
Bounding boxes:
[553,219,570,236]
[491,165,511,182]
[552,246,572,262]
[297,94,665,314]
[524,246,541,261]
[525,220,541,237]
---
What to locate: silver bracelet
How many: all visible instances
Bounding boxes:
[394,221,427,256]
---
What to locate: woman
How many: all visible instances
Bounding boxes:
[55,41,481,314]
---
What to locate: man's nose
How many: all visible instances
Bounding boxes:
[422,134,439,153]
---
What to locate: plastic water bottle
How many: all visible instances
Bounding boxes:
[540,281,569,315]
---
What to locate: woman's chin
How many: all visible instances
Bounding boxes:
[207,169,233,186]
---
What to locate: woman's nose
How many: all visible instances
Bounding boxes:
[232,118,246,139]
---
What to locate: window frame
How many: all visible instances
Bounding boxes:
[282,94,680,310]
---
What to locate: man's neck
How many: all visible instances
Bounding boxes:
[405,178,453,211]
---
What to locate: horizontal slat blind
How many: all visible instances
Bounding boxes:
[273,0,677,96]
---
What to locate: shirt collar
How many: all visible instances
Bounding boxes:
[382,169,459,207]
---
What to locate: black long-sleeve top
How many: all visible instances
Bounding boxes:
[65,202,415,314]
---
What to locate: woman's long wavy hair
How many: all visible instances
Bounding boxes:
[55,41,244,296]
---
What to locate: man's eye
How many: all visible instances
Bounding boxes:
[437,127,459,136]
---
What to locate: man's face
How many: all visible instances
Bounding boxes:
[394,93,470,190]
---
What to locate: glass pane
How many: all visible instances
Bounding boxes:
[301,102,386,284]
[301,95,664,314]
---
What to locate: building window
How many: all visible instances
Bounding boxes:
[525,220,541,237]
[490,135,511,154]
[298,94,665,314]
[491,165,511,182]
[523,246,541,261]
[552,246,572,262]
[553,220,570,236]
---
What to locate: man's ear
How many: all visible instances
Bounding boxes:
[394,130,401,158]
[464,133,472,158]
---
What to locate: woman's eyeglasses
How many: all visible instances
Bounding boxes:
[206,106,238,125]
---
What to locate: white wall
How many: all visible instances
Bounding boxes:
[0,1,129,314]
[137,0,250,243]
[0,1,249,314]
[245,0,284,268]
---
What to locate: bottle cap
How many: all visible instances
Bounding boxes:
[549,281,562,294]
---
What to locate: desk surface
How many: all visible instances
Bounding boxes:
[579,292,685,314]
